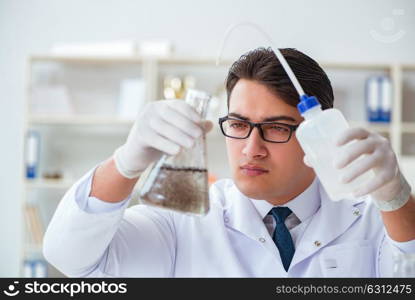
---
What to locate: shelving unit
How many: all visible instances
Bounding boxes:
[28,114,135,125]
[21,54,415,277]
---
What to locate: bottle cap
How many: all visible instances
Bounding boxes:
[297,95,321,114]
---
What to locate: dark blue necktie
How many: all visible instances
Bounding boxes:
[269,207,295,272]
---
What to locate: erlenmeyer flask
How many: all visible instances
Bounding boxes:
[138,89,211,215]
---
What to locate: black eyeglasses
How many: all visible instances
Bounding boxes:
[218,116,299,143]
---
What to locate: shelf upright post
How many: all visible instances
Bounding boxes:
[391,63,403,158]
[143,58,158,104]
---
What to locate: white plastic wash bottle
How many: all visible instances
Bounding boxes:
[296,95,374,201]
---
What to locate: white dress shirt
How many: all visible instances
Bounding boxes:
[249,176,320,247]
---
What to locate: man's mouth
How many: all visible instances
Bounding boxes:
[240,164,269,176]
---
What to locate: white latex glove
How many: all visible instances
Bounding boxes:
[114,99,213,179]
[303,127,411,205]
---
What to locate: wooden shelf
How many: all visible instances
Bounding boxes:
[402,123,415,133]
[25,179,76,190]
[28,114,134,126]
[349,121,391,133]
[157,57,233,66]
[402,65,415,71]
[348,122,415,134]
[30,55,144,64]
[29,55,232,66]
[321,62,391,70]
[31,54,415,70]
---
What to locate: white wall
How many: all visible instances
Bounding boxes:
[1,0,414,276]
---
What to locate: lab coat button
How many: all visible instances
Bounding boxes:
[353,210,360,216]
[314,240,322,247]
[258,237,266,243]
[224,217,229,223]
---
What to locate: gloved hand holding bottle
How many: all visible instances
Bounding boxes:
[114,99,213,179]
[303,127,412,211]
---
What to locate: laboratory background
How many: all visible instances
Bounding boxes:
[1,0,415,277]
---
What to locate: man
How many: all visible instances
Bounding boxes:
[43,48,415,277]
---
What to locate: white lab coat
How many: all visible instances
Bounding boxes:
[43,168,415,277]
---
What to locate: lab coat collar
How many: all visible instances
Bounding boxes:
[249,176,320,223]
[223,183,280,257]
[289,181,367,270]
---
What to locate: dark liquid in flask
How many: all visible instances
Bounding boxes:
[141,164,209,214]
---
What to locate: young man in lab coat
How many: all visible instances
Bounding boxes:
[43,48,415,277]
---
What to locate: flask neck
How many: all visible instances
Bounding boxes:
[185,89,211,118]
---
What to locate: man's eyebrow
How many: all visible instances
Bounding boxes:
[228,112,250,121]
[228,112,297,123]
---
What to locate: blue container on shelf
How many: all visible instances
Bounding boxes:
[26,130,40,179]
[365,76,392,123]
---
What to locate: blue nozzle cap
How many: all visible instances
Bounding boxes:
[297,95,320,114]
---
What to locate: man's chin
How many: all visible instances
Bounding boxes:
[234,178,271,200]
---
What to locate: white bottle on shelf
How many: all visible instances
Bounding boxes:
[296,95,374,201]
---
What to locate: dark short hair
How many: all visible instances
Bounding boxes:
[225,47,334,110]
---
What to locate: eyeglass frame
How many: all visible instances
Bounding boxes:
[218,116,300,143]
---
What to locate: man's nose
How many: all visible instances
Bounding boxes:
[241,127,267,159]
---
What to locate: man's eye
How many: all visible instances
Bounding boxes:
[229,122,248,129]
[270,125,289,132]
